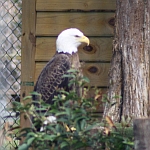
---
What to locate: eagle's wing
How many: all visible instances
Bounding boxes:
[33,53,71,104]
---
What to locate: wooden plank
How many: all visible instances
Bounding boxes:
[35,62,110,87]
[82,63,110,87]
[134,118,150,150]
[21,0,36,130]
[35,37,113,61]
[36,0,116,11]
[36,12,115,36]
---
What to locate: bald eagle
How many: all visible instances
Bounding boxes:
[33,28,89,104]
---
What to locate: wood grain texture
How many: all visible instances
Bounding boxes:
[36,0,116,11]
[35,62,110,87]
[36,12,115,36]
[35,37,113,61]
[21,0,36,132]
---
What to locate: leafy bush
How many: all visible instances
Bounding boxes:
[11,69,134,150]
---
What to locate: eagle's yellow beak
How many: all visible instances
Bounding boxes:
[78,35,90,46]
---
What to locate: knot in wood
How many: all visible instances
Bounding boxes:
[83,45,96,54]
[108,17,115,27]
[22,92,26,98]
[88,66,98,74]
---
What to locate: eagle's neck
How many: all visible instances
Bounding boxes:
[56,43,78,54]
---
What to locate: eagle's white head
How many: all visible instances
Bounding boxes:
[56,28,89,54]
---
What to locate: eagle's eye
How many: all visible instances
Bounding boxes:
[75,35,80,37]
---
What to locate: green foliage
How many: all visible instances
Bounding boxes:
[11,69,134,150]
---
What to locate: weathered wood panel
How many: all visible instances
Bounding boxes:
[35,37,113,61]
[35,62,110,87]
[82,63,110,86]
[36,0,116,11]
[36,12,115,36]
[21,0,36,134]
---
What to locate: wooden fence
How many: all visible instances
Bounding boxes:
[21,0,116,128]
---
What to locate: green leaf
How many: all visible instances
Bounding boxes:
[27,137,35,146]
[44,135,57,141]
[27,132,37,137]
[59,90,69,95]
[74,142,86,149]
[57,118,68,124]
[82,76,90,83]
[86,124,97,131]
[76,121,81,131]
[112,95,122,99]
[55,124,63,132]
[23,96,32,100]
[123,141,134,146]
[63,74,76,78]
[20,128,33,133]
[60,141,69,149]
[46,125,57,134]
[18,143,29,150]
[75,116,87,123]
[55,111,68,116]
[66,108,71,115]
[67,68,78,73]
[30,91,41,96]
[81,119,87,130]
[35,107,47,111]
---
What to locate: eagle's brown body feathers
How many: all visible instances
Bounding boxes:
[34,53,72,104]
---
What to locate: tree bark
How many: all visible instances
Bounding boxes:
[104,0,150,122]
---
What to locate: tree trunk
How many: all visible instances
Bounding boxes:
[104,0,150,122]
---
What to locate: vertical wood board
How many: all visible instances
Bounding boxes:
[21,0,36,129]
